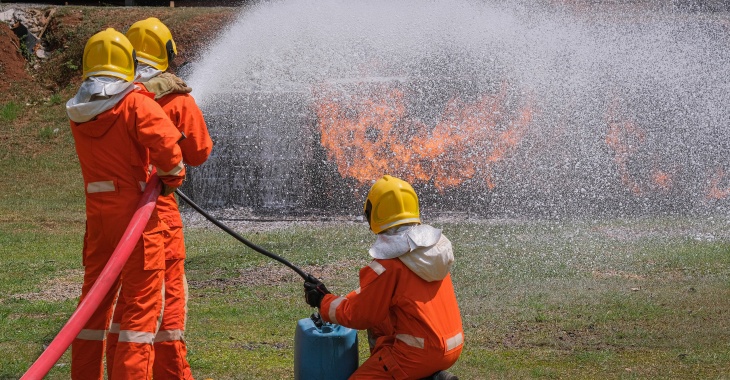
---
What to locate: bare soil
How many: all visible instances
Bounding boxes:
[0,5,240,102]
[11,269,83,302]
[0,22,31,92]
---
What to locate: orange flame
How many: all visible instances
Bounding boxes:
[315,82,532,191]
[651,169,672,191]
[707,168,730,199]
[605,99,647,195]
[605,99,682,196]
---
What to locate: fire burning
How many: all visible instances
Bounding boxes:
[603,97,730,212]
[651,169,672,192]
[604,98,679,196]
[707,169,730,200]
[314,82,533,192]
[604,99,647,195]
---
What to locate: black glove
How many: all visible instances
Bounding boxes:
[160,183,177,197]
[304,280,330,308]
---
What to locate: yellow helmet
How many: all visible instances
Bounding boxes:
[126,17,177,71]
[82,28,137,81]
[364,175,421,234]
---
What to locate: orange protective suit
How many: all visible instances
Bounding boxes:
[107,81,212,380]
[68,87,186,380]
[319,224,464,380]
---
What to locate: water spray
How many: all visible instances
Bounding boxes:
[186,0,730,218]
[174,189,318,283]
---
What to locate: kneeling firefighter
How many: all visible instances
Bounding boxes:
[304,175,464,380]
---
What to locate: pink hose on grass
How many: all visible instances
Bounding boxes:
[21,174,161,380]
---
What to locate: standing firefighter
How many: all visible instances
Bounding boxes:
[303,175,464,380]
[106,17,213,380]
[65,28,186,379]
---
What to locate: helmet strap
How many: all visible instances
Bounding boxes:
[132,50,138,75]
[166,40,176,66]
[365,200,373,226]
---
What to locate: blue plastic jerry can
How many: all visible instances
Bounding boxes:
[294,313,358,380]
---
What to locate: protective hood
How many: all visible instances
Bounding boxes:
[369,224,454,282]
[66,77,135,123]
[135,64,162,82]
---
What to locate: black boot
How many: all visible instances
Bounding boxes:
[422,370,459,380]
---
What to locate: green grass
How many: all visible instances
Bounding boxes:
[5,213,730,379]
[1,101,22,122]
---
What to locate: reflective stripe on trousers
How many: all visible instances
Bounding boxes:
[76,329,107,341]
[155,329,184,342]
[396,331,464,352]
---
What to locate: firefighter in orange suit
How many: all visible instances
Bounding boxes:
[106,17,212,380]
[304,175,464,380]
[65,28,186,380]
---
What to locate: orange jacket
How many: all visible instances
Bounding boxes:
[70,90,185,206]
[140,85,213,234]
[320,256,464,356]
[156,92,213,167]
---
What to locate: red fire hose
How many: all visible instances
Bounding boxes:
[21,174,162,380]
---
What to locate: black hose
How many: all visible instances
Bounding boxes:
[175,189,317,283]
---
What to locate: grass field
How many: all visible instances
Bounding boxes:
[2,172,730,380]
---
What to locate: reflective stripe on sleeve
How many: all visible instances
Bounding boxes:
[119,330,155,345]
[368,260,386,275]
[445,332,464,352]
[155,329,184,342]
[76,329,107,341]
[156,161,184,177]
[396,333,425,349]
[108,323,120,334]
[87,181,116,193]
[328,296,346,325]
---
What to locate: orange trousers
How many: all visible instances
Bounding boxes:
[71,202,166,380]
[350,334,462,380]
[108,226,193,380]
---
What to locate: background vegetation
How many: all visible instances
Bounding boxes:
[1,4,730,380]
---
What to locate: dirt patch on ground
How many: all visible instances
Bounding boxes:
[495,320,613,352]
[11,269,83,302]
[0,22,31,92]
